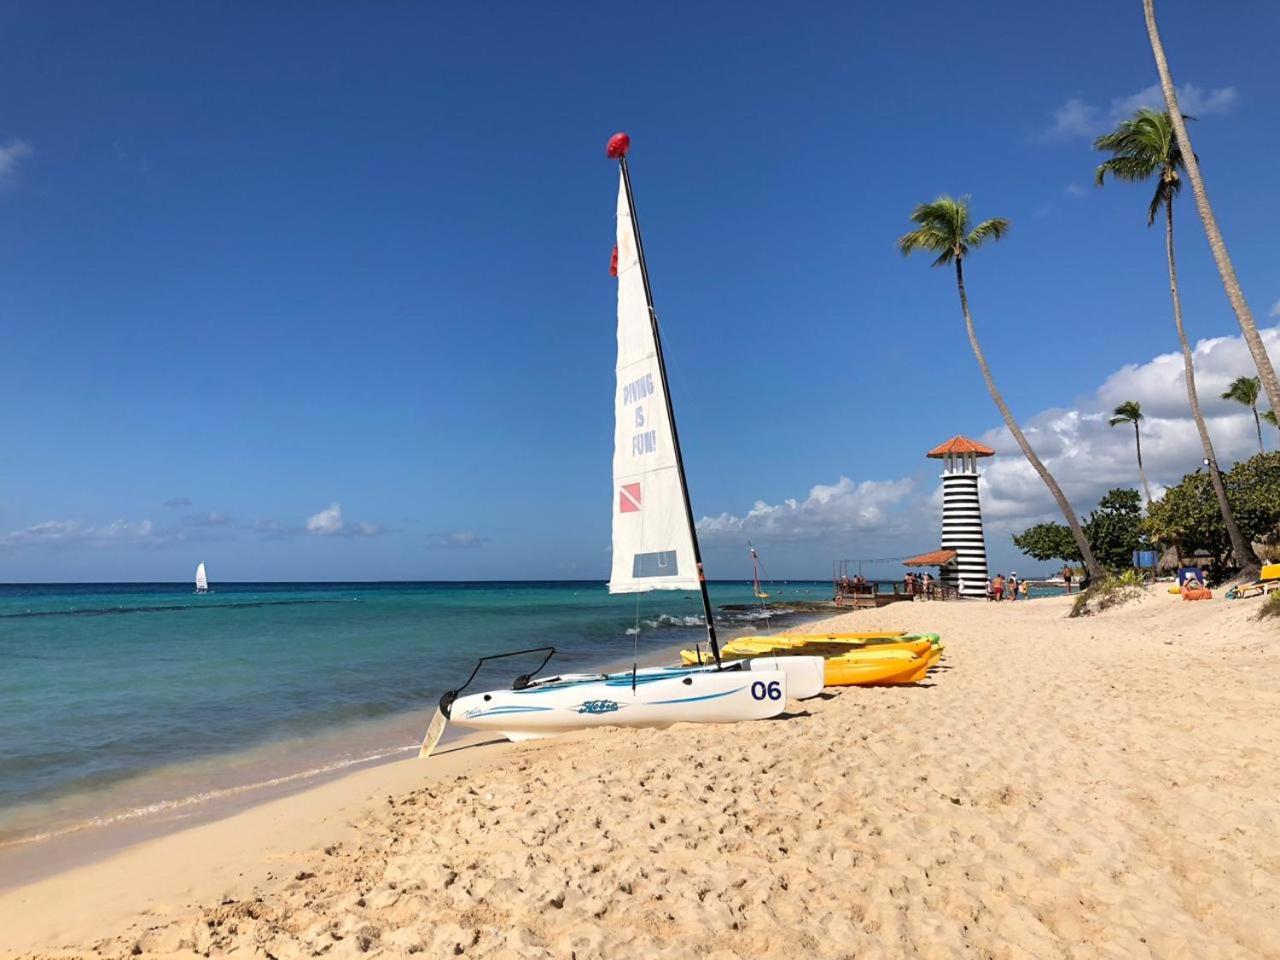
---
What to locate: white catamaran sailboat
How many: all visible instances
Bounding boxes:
[417,133,820,756]
[194,562,209,594]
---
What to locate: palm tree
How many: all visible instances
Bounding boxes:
[1095,108,1258,577]
[897,196,1103,580]
[1221,375,1265,453]
[1265,410,1278,430]
[1142,0,1280,419]
[1108,401,1152,505]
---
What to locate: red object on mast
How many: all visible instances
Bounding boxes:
[606,132,631,158]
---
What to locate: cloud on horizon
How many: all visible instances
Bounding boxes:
[0,518,157,548]
[305,502,384,538]
[429,530,488,549]
[698,325,1280,563]
[698,477,916,543]
[1041,82,1238,140]
[1,503,387,549]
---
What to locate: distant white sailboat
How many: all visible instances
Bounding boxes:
[194,562,209,594]
[416,133,820,757]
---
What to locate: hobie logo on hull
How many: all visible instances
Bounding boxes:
[577,700,620,715]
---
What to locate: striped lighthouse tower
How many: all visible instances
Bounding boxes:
[927,436,994,599]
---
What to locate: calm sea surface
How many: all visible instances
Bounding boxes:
[0,580,829,850]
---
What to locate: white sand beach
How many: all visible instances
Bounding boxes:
[3,589,1278,959]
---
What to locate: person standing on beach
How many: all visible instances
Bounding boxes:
[984,577,994,601]
[1008,573,1018,601]
[1019,579,1029,600]
[1062,566,1073,594]
[993,574,1004,601]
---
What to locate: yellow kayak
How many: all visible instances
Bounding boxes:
[777,631,907,641]
[824,654,929,686]
[679,633,940,666]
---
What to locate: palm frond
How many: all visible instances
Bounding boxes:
[896,225,952,258]
[1095,155,1158,185]
[965,218,1009,248]
[1221,375,1261,406]
[1108,401,1142,426]
[1094,109,1194,226]
[899,195,1007,266]
[1264,409,1279,428]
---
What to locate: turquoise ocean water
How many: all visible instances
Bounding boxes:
[0,580,829,853]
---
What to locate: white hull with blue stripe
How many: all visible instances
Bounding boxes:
[448,664,791,742]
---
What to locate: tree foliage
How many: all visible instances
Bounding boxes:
[1223,452,1280,547]
[1144,452,1280,562]
[1084,488,1149,571]
[1013,488,1148,571]
[1094,108,1185,226]
[895,195,1009,267]
[1012,522,1081,563]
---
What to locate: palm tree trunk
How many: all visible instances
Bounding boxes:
[1163,200,1258,577]
[1133,421,1152,505]
[1143,0,1280,418]
[1252,405,1264,453]
[953,259,1104,579]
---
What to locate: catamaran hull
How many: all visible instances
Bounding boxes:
[626,656,823,701]
[449,667,789,742]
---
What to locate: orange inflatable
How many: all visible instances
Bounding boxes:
[1181,586,1212,601]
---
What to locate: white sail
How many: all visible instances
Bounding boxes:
[609,170,700,594]
[195,562,208,592]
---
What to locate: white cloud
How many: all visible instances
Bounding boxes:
[1269,299,1280,318]
[0,518,155,547]
[1065,183,1088,198]
[431,530,488,548]
[182,511,231,528]
[305,502,383,538]
[698,477,916,543]
[306,502,344,535]
[1041,83,1237,140]
[973,325,1279,534]
[1043,97,1101,140]
[1109,83,1237,121]
[0,139,32,181]
[699,325,1279,567]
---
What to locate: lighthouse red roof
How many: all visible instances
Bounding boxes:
[927,436,995,459]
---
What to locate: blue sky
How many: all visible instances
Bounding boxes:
[1,1,1278,582]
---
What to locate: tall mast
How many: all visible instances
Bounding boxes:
[609,133,721,667]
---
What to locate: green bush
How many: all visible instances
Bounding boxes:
[1069,569,1146,618]
[1254,591,1280,622]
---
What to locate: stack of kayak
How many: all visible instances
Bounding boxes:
[680,631,944,687]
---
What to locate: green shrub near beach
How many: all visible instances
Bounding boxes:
[1069,569,1146,618]
[1255,592,1280,622]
